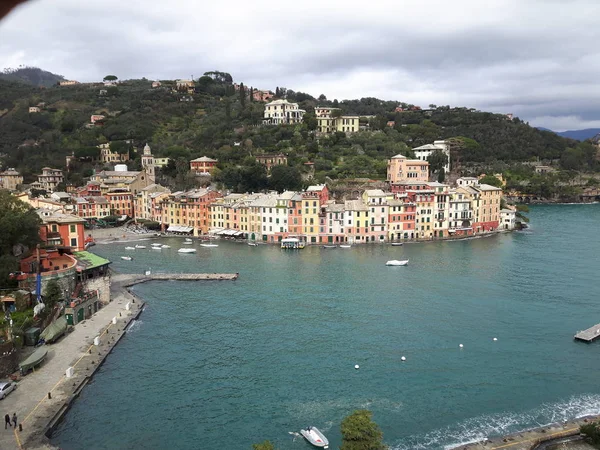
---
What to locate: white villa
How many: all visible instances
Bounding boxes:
[413,140,451,174]
[263,99,305,125]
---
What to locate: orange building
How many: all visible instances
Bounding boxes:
[105,191,134,218]
[190,156,218,175]
[387,154,429,184]
[37,208,86,251]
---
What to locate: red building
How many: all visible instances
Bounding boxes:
[37,209,86,251]
[190,156,218,175]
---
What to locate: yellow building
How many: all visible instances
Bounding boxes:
[302,191,320,243]
[315,106,359,133]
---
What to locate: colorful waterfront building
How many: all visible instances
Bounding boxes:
[448,189,474,236]
[37,208,86,251]
[134,184,171,221]
[387,196,417,241]
[344,199,370,244]
[428,182,450,238]
[363,189,393,243]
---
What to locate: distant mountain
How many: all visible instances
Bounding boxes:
[536,127,600,141]
[0,67,65,88]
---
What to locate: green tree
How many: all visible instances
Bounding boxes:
[252,440,275,450]
[109,140,131,155]
[0,191,41,284]
[341,410,387,450]
[437,168,446,182]
[268,165,302,192]
[478,174,503,187]
[103,75,118,81]
[427,149,448,177]
[43,279,63,309]
[302,112,318,131]
[240,83,246,108]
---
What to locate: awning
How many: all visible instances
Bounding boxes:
[215,229,243,236]
[167,225,193,233]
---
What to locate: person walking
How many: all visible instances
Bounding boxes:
[11,413,17,429]
[4,413,11,429]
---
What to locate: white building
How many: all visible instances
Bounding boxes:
[263,99,305,125]
[456,177,478,187]
[500,208,517,230]
[413,140,451,174]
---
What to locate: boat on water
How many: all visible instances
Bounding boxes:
[178,248,196,253]
[386,259,409,266]
[161,244,171,248]
[300,427,329,449]
[248,242,258,246]
[391,242,404,246]
[185,238,193,242]
[121,256,133,261]
[322,245,337,249]
[125,246,135,250]
[340,245,352,248]
[281,237,305,249]
[135,245,146,249]
[19,347,48,374]
[200,243,219,248]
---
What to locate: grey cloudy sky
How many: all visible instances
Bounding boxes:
[1,0,599,131]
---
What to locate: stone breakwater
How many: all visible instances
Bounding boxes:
[14,292,145,450]
[450,415,600,450]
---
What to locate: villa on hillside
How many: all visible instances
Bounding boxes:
[263,99,305,125]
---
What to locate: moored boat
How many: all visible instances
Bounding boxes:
[281,237,305,249]
[340,245,352,248]
[121,256,133,261]
[386,259,409,266]
[391,242,403,246]
[300,427,329,448]
[322,245,337,249]
[125,246,135,250]
[178,248,196,253]
[200,243,219,248]
[248,242,258,246]
[161,244,171,248]
[135,245,146,249]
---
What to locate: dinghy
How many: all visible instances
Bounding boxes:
[121,256,133,261]
[135,244,146,249]
[386,259,409,266]
[340,245,352,248]
[248,242,258,247]
[322,245,337,249]
[300,427,329,448]
[161,244,171,249]
[178,248,196,253]
[391,242,403,246]
[200,243,218,248]
[125,246,135,250]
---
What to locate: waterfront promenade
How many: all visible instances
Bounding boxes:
[0,282,143,450]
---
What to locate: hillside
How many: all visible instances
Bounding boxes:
[0,71,597,194]
[0,67,65,88]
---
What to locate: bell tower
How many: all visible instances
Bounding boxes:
[141,143,155,183]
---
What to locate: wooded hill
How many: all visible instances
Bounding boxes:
[0,69,597,194]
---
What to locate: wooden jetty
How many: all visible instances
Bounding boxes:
[574,323,600,342]
[113,272,239,287]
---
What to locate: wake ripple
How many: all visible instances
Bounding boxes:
[391,394,600,450]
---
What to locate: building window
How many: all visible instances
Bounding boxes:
[70,238,77,247]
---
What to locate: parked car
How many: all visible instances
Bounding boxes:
[0,381,16,399]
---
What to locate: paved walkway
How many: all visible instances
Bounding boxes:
[0,287,137,450]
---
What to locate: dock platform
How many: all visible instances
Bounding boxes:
[574,323,600,342]
[112,272,239,287]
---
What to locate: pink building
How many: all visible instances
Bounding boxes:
[387,154,429,184]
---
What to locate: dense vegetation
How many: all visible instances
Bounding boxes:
[340,409,387,450]
[0,67,65,88]
[0,68,598,195]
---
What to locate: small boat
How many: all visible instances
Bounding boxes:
[135,245,146,249]
[125,246,135,250]
[121,256,133,261]
[151,246,162,250]
[19,347,48,374]
[300,427,329,449]
[391,242,403,246]
[200,243,219,248]
[40,316,68,344]
[248,242,258,247]
[185,238,193,242]
[340,245,352,248]
[178,248,196,253]
[161,244,171,249]
[151,242,162,247]
[322,245,337,249]
[386,259,409,266]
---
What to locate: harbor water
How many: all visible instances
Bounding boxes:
[52,204,600,450]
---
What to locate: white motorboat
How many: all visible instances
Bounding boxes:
[151,242,162,247]
[200,243,219,248]
[248,242,258,247]
[125,246,135,250]
[300,427,329,449]
[340,245,352,248]
[151,246,162,250]
[185,238,193,242]
[135,245,146,249]
[178,248,197,253]
[391,242,403,246]
[161,244,171,249]
[386,259,409,266]
[120,256,133,261]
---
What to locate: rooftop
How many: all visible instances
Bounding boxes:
[37,208,86,224]
[190,156,218,163]
[73,251,111,271]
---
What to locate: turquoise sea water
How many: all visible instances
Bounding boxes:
[52,205,600,450]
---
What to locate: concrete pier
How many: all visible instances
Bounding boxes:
[574,323,600,342]
[112,272,239,287]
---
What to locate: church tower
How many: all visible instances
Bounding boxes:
[141,143,155,183]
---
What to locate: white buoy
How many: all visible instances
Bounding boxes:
[401,356,406,362]
[459,344,464,348]
[493,337,498,341]
[354,364,360,370]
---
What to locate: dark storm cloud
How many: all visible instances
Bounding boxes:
[1,0,599,130]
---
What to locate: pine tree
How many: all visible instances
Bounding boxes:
[249,86,253,102]
[240,83,246,108]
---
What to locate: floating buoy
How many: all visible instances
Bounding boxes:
[401,356,406,362]
[354,364,360,370]
[459,344,464,348]
[493,337,498,341]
